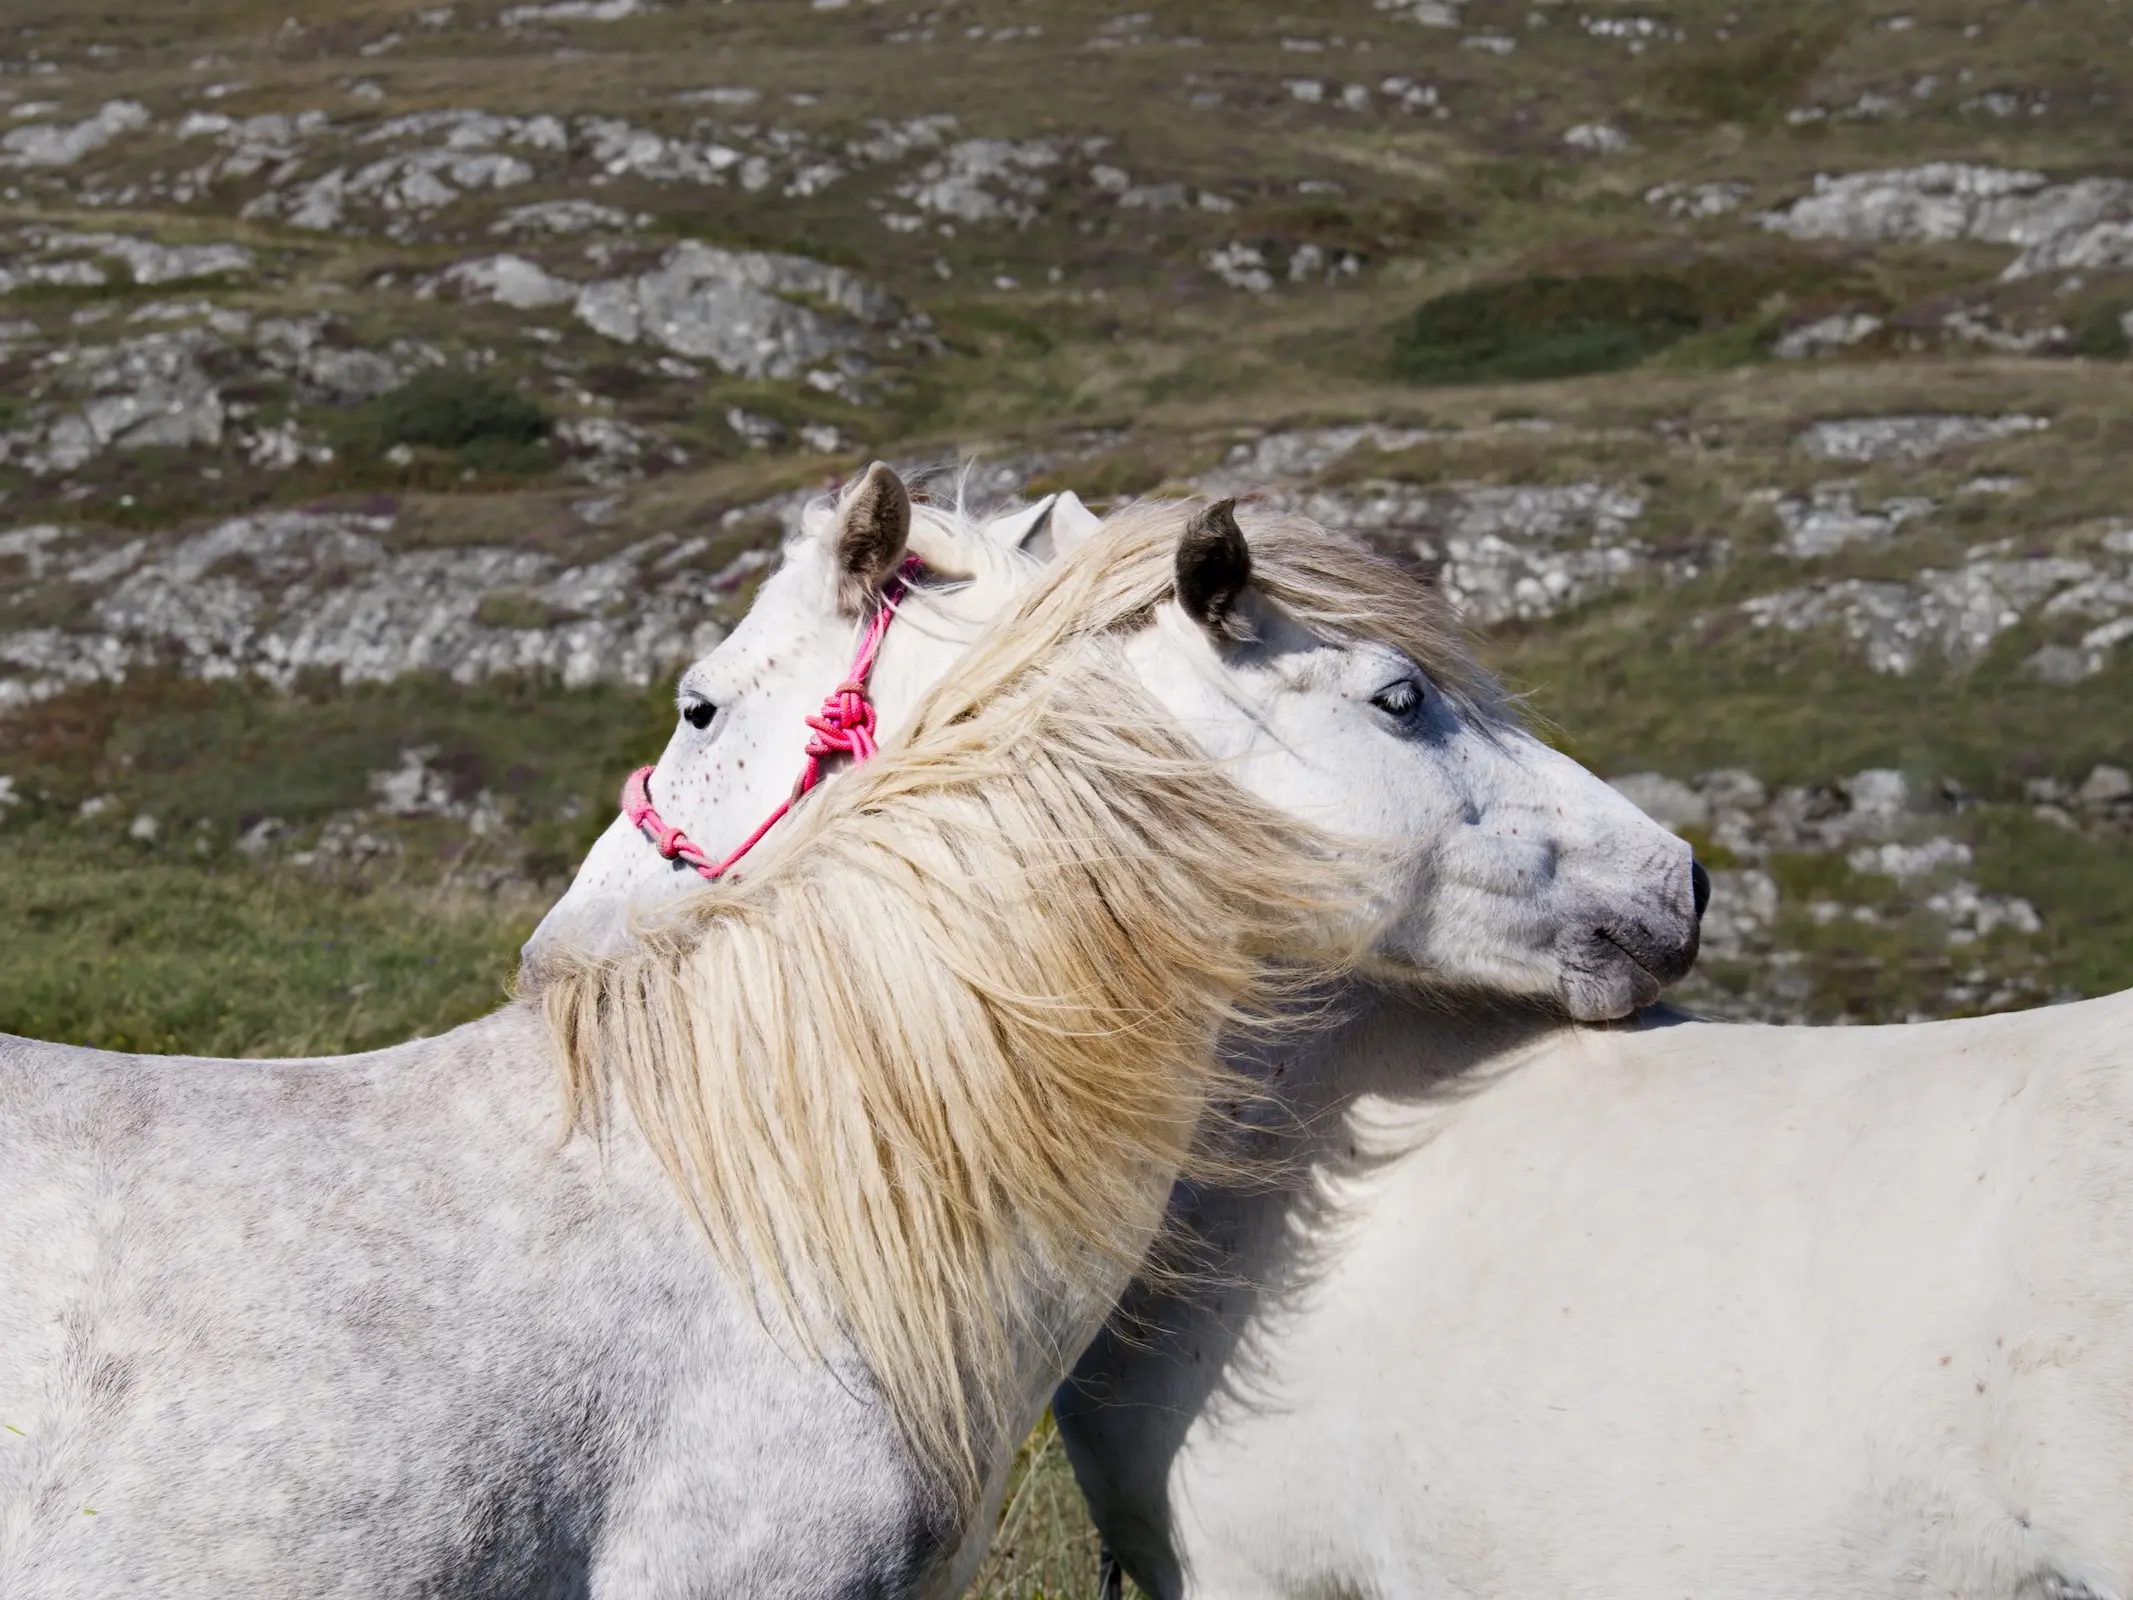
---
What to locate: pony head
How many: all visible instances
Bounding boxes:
[525,465,1084,960]
[1106,497,1701,1019]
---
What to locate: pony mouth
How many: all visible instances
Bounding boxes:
[1561,917,1701,1020]
[1600,918,1701,990]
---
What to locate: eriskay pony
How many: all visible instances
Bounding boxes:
[0,466,1699,1600]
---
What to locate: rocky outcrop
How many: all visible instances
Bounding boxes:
[0,510,730,707]
[1794,413,2049,462]
[1740,526,2133,677]
[1761,163,2133,280]
[562,241,908,380]
[0,101,151,168]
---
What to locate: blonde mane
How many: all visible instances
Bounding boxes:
[529,502,1479,1510]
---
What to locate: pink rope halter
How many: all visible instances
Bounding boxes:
[619,556,922,881]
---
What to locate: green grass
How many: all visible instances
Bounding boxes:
[1392,273,1712,386]
[0,828,533,1056]
[1387,256,1893,388]
[328,368,557,484]
[1645,19,1852,126]
[0,672,673,878]
[2068,300,2132,360]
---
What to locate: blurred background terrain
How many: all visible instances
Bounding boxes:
[2,0,2131,1588]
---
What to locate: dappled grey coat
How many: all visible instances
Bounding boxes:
[0,1010,949,1598]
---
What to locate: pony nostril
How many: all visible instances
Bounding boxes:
[1690,859,1711,921]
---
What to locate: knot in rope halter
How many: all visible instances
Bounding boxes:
[803,679,879,767]
[619,555,921,882]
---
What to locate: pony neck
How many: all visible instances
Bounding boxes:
[528,633,1364,1516]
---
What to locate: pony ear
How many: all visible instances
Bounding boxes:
[985,493,1059,555]
[1049,491,1104,555]
[1176,498,1253,640]
[834,461,912,612]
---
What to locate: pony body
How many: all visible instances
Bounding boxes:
[1059,986,2133,1600]
[0,1012,946,1598]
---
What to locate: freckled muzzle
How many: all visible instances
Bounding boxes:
[1556,854,1707,1021]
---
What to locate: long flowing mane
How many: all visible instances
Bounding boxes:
[527,502,1480,1509]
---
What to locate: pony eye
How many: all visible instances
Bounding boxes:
[1371,679,1423,719]
[682,699,717,730]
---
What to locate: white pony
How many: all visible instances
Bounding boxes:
[566,476,2133,1600]
[1057,987,2133,1600]
[0,470,1702,1599]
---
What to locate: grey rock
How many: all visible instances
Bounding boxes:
[1742,556,2098,674]
[1184,430,1692,627]
[0,100,150,168]
[253,315,414,401]
[1608,772,1709,831]
[1698,868,1780,960]
[369,746,459,814]
[1699,767,1769,811]
[234,111,553,233]
[235,816,291,857]
[0,509,731,707]
[1200,425,1440,489]
[572,241,902,381]
[2078,764,2133,808]
[846,115,959,166]
[2022,643,2093,683]
[2006,219,2133,279]
[443,252,577,309]
[1,330,226,475]
[1645,180,1748,219]
[500,0,653,25]
[1772,481,1934,558]
[1562,123,1631,155]
[1249,478,1662,627]
[578,115,740,184]
[1795,413,2049,462]
[1772,312,1883,360]
[306,345,407,401]
[49,232,253,286]
[1847,837,1972,879]
[0,525,67,580]
[1842,767,1911,826]
[556,414,685,485]
[492,198,634,235]
[1759,162,2133,283]
[725,408,786,449]
[1923,882,2042,941]
[1939,305,2067,354]
[896,137,1059,225]
[0,259,108,293]
[1204,242,1274,293]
